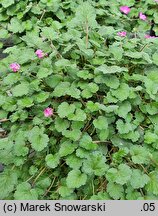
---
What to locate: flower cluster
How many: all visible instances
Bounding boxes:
[10,63,20,72]
[44,107,53,117]
[35,49,45,58]
[120,6,131,14]
[117,31,127,37]
[118,4,157,38]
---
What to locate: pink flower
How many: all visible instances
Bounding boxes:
[35,49,44,58]
[117,31,127,37]
[120,6,131,14]
[10,63,20,72]
[145,34,157,39]
[155,0,158,2]
[44,107,53,117]
[139,12,147,21]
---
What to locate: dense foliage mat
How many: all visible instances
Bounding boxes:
[0,0,158,200]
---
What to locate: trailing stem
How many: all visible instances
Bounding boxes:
[85,18,89,49]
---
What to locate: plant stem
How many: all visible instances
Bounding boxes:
[0,119,9,123]
[85,19,89,49]
[32,167,46,186]
[43,177,56,197]
[39,10,46,23]
[50,40,62,59]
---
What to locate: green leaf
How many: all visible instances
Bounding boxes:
[55,59,71,67]
[8,17,24,33]
[130,169,150,189]
[115,101,131,118]
[112,148,129,164]
[57,102,76,118]
[144,132,158,144]
[28,126,49,151]
[62,129,81,141]
[37,67,52,79]
[68,108,86,121]
[66,170,87,188]
[125,186,142,200]
[81,83,99,99]
[86,101,99,112]
[146,171,158,195]
[152,52,158,66]
[116,119,133,134]
[53,82,70,97]
[70,2,97,29]
[95,65,128,74]
[45,75,62,88]
[93,116,108,130]
[0,137,12,150]
[0,169,17,199]
[1,0,15,8]
[0,29,8,38]
[67,85,81,99]
[106,164,132,185]
[125,51,142,59]
[14,182,38,200]
[66,154,83,169]
[13,132,29,156]
[55,117,70,132]
[58,186,74,197]
[107,182,124,199]
[111,83,130,101]
[82,151,108,176]
[59,140,77,157]
[34,92,49,103]
[76,148,90,159]
[79,133,97,150]
[104,75,120,89]
[45,153,60,169]
[17,97,34,108]
[90,191,110,200]
[77,70,93,80]
[41,27,59,40]
[12,82,29,97]
[3,73,20,86]
[130,145,150,164]
[109,45,123,60]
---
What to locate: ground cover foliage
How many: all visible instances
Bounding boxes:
[0,0,158,200]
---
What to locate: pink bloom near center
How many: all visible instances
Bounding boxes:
[139,12,147,20]
[35,49,44,58]
[120,6,131,14]
[117,31,127,37]
[10,63,20,72]
[44,107,53,117]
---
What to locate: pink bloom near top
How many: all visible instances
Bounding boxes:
[35,49,44,58]
[10,63,20,72]
[117,31,127,37]
[120,6,131,14]
[139,12,147,20]
[44,108,53,117]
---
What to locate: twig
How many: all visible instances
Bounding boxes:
[93,140,111,144]
[140,44,148,52]
[43,177,56,197]
[85,18,89,49]
[32,167,46,186]
[0,119,9,123]
[139,164,149,175]
[38,10,46,23]
[50,40,62,59]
